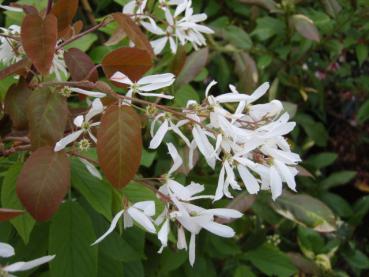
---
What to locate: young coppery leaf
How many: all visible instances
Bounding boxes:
[20,14,58,75]
[112,12,154,57]
[0,208,24,222]
[51,0,79,35]
[64,48,98,82]
[97,105,142,189]
[16,146,71,221]
[102,47,152,87]
[0,58,31,81]
[27,87,68,149]
[4,81,31,130]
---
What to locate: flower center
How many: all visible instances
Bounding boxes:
[78,138,90,151]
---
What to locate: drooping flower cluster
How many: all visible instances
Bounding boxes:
[0,242,55,276]
[122,0,214,54]
[149,81,301,201]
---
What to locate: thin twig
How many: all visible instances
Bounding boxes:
[81,0,97,26]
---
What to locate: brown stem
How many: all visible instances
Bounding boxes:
[67,150,99,165]
[57,17,112,50]
[46,0,53,14]
[0,144,31,157]
[81,0,97,26]
[3,136,30,144]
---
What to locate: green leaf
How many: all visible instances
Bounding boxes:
[141,148,157,168]
[243,244,297,277]
[49,201,98,277]
[27,87,68,149]
[174,84,200,107]
[297,226,325,258]
[304,152,337,169]
[319,193,353,218]
[321,171,356,189]
[1,163,35,244]
[272,192,336,232]
[295,114,329,147]
[350,196,369,225]
[65,33,98,52]
[251,17,285,41]
[159,249,187,274]
[356,44,368,66]
[322,0,341,17]
[357,99,369,124]
[342,248,369,270]
[223,25,252,50]
[71,158,112,220]
[291,14,320,42]
[98,253,124,277]
[234,265,256,277]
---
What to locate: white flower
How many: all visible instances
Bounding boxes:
[111,71,175,102]
[54,98,104,152]
[61,86,106,98]
[0,4,23,13]
[49,49,68,81]
[92,201,156,245]
[0,25,23,65]
[149,113,190,149]
[79,158,102,180]
[0,242,55,276]
[123,0,147,20]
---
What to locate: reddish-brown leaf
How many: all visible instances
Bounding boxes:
[51,0,79,35]
[4,81,31,130]
[97,105,142,189]
[27,87,68,149]
[176,48,208,85]
[0,208,24,222]
[64,48,98,82]
[0,58,31,81]
[16,146,70,221]
[21,14,57,75]
[112,13,154,57]
[102,47,152,86]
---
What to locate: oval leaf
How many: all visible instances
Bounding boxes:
[176,48,208,85]
[51,0,79,35]
[97,105,142,189]
[0,208,24,222]
[112,13,154,57]
[64,48,98,82]
[0,58,31,81]
[102,47,152,86]
[21,14,57,74]
[4,81,31,130]
[291,14,320,42]
[272,192,336,232]
[27,87,68,149]
[16,146,71,221]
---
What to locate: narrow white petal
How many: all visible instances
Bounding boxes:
[0,242,15,258]
[249,82,270,103]
[133,201,156,217]
[138,73,175,85]
[149,120,169,149]
[237,164,260,194]
[274,160,297,191]
[205,208,243,219]
[4,255,55,272]
[157,219,170,253]
[54,130,83,152]
[169,37,177,54]
[0,4,23,12]
[79,158,102,179]
[167,143,183,175]
[205,80,217,97]
[198,220,235,238]
[189,233,196,266]
[192,126,215,168]
[139,80,175,91]
[151,37,168,55]
[73,115,84,127]
[270,166,282,200]
[138,92,174,99]
[177,226,187,250]
[91,210,124,245]
[85,98,104,122]
[70,87,106,98]
[110,71,133,85]
[215,93,252,103]
[127,207,156,233]
[214,165,225,201]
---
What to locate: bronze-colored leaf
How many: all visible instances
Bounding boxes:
[97,105,142,189]
[27,87,68,149]
[51,0,79,35]
[64,48,98,82]
[112,13,154,57]
[291,14,320,42]
[0,58,31,81]
[4,81,31,130]
[16,146,70,221]
[102,47,152,86]
[21,14,58,75]
[170,46,187,76]
[233,51,258,92]
[0,208,24,222]
[176,48,208,85]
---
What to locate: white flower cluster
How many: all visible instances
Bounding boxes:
[83,69,301,265]
[122,0,214,54]
[0,242,55,276]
